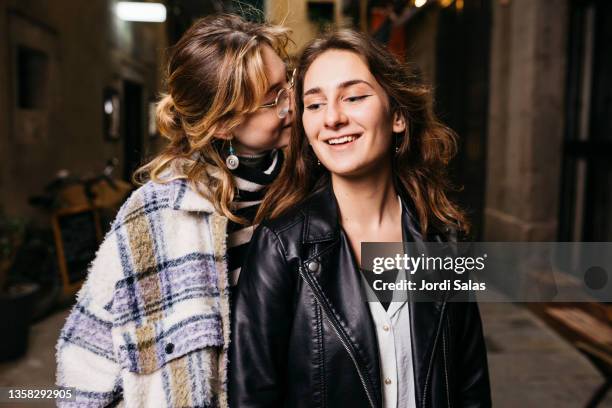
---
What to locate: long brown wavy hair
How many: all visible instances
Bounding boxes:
[257,29,469,235]
[135,14,290,223]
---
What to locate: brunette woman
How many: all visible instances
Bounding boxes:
[56,14,293,407]
[230,30,491,408]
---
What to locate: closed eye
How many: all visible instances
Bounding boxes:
[344,95,371,103]
[305,102,326,111]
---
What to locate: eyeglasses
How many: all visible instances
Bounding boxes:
[259,68,296,119]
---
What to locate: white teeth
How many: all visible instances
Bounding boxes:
[327,136,355,145]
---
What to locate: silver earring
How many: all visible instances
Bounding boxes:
[226,139,239,170]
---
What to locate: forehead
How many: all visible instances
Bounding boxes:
[260,44,286,82]
[303,50,374,90]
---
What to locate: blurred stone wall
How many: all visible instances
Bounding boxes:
[266,0,328,54]
[385,0,569,241]
[0,0,167,219]
[484,0,568,241]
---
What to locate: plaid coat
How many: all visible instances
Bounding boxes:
[56,178,231,407]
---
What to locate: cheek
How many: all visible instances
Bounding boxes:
[251,115,274,132]
[239,115,277,138]
[302,113,318,143]
[355,105,394,142]
[353,103,386,127]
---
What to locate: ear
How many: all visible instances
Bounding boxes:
[392,112,406,133]
[393,112,406,133]
[216,128,232,140]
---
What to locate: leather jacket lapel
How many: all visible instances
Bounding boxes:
[302,185,340,244]
[400,197,447,407]
[301,184,382,407]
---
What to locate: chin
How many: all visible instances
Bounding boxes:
[277,137,290,149]
[325,157,388,179]
[273,131,290,149]
[325,165,364,178]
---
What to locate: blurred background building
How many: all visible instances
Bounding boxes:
[2,0,610,241]
[0,0,610,406]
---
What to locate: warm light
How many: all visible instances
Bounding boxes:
[116,2,166,22]
[440,0,454,7]
[415,0,427,7]
[456,0,464,11]
[104,100,114,114]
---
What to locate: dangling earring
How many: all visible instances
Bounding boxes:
[226,139,239,170]
[310,144,321,166]
[394,134,402,155]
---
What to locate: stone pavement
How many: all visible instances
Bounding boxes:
[481,302,611,407]
[0,309,68,408]
[0,303,610,407]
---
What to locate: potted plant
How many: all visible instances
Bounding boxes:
[0,209,39,361]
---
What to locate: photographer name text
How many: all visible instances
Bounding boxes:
[373,279,486,291]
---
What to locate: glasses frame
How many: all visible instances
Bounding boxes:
[259,68,296,119]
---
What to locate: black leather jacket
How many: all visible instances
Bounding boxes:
[229,184,491,408]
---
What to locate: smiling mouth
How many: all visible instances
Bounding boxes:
[326,134,360,145]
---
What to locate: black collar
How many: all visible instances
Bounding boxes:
[302,184,340,243]
[300,180,445,244]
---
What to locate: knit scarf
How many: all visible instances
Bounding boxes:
[227,149,283,286]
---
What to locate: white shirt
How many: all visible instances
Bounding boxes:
[363,196,417,408]
[366,269,417,408]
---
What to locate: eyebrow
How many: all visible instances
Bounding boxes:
[265,81,282,97]
[265,67,290,96]
[303,79,374,97]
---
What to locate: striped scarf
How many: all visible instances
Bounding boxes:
[227,149,283,286]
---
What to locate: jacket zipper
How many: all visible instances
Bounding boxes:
[298,266,377,408]
[442,327,451,408]
[422,302,446,408]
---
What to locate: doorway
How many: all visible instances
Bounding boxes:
[560,0,612,241]
[434,0,492,239]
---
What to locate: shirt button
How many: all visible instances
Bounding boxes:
[308,261,320,272]
[165,343,174,354]
[383,324,390,332]
[384,378,392,385]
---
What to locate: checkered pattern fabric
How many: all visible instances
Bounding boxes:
[56,178,231,407]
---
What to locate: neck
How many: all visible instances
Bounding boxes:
[233,139,268,157]
[331,163,399,230]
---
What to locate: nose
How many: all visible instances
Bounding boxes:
[324,100,347,129]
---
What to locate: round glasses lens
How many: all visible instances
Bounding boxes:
[277,90,290,118]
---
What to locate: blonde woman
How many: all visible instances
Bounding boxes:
[56,14,293,407]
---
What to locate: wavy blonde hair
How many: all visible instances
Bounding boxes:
[135,14,290,223]
[257,29,469,235]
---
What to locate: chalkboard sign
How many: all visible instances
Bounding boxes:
[52,206,102,296]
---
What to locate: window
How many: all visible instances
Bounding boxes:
[16,45,49,109]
